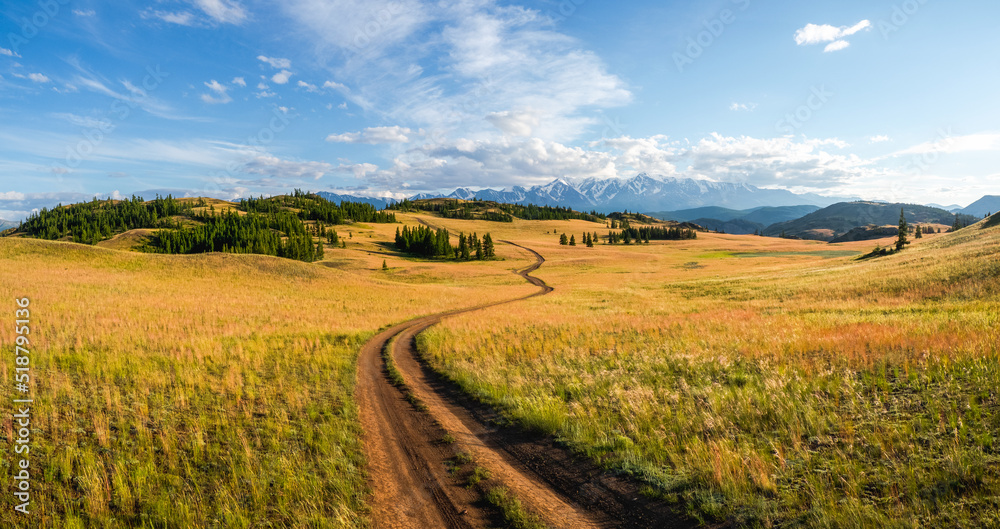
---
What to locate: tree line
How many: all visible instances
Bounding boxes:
[241,189,396,224]
[389,198,606,223]
[17,195,195,244]
[394,225,496,260]
[149,210,324,262]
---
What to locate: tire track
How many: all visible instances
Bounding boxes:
[357,242,691,528]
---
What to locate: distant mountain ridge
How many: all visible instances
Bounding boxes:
[649,205,821,234]
[763,202,957,241]
[959,195,1000,217]
[0,219,18,231]
[411,174,846,214]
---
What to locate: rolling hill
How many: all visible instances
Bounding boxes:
[763,202,956,241]
[651,205,821,234]
[959,195,1000,217]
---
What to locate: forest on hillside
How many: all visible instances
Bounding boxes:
[10,191,397,262]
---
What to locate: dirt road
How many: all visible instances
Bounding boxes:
[356,243,690,528]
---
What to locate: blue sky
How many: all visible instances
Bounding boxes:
[1,0,998,220]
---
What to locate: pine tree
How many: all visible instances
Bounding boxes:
[915,225,923,239]
[569,235,576,246]
[559,233,568,245]
[382,259,388,270]
[896,208,909,251]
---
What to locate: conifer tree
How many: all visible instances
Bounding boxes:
[896,208,909,251]
[570,234,576,246]
[560,233,568,245]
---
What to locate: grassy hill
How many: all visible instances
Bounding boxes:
[763,201,957,241]
[960,195,1000,217]
[652,205,821,235]
[420,213,1000,527]
[0,217,538,528]
[5,192,397,262]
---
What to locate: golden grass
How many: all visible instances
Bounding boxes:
[419,217,1000,527]
[0,232,534,528]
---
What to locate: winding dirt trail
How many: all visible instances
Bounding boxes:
[356,243,691,528]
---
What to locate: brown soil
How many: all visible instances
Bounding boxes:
[356,243,698,528]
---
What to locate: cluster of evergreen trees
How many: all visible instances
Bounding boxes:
[610,226,697,244]
[394,225,496,260]
[390,198,605,223]
[149,210,324,262]
[390,199,515,222]
[241,190,396,224]
[18,195,195,244]
[559,232,598,247]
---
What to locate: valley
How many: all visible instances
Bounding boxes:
[3,195,998,528]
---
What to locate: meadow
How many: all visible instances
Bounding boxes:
[0,227,532,528]
[419,217,1000,527]
[4,204,999,528]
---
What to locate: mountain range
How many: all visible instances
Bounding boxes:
[762,202,958,241]
[958,195,1000,217]
[0,219,18,231]
[648,205,822,235]
[407,174,846,213]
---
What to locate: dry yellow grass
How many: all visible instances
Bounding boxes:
[420,216,1000,527]
[0,231,533,528]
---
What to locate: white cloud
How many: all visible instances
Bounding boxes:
[200,79,232,104]
[232,76,246,87]
[824,40,850,53]
[486,110,540,137]
[256,81,268,90]
[795,20,872,45]
[73,9,96,16]
[257,55,291,69]
[297,80,319,92]
[598,135,678,176]
[271,70,293,85]
[869,135,891,144]
[192,0,247,25]
[255,90,276,98]
[680,133,868,188]
[145,10,196,26]
[326,126,413,144]
[27,73,51,83]
[282,1,630,144]
[241,154,332,180]
[338,102,348,110]
[729,102,757,112]
[0,47,20,58]
[0,191,26,200]
[892,132,1000,156]
[335,162,380,179]
[323,80,347,91]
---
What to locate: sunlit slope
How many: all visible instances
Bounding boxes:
[0,235,533,528]
[421,216,1000,527]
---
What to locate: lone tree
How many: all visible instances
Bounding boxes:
[559,233,568,245]
[915,225,923,239]
[382,259,388,270]
[896,208,909,251]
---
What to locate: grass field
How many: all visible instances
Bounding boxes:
[0,231,532,528]
[4,209,999,528]
[419,217,1000,527]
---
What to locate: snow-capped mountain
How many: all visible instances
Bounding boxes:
[423,174,844,213]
